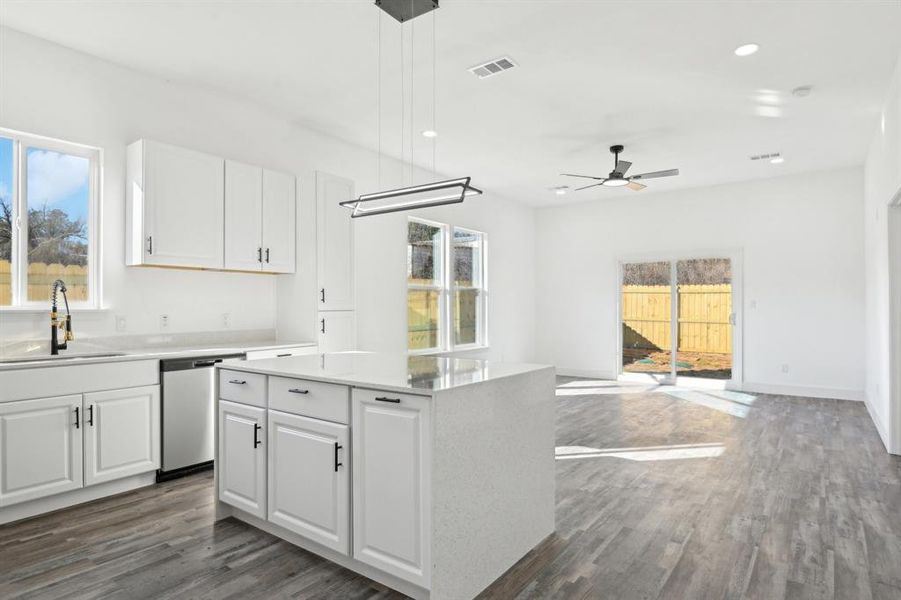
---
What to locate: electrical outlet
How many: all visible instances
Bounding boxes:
[781,363,789,373]
[160,314,169,330]
[223,313,231,328]
[115,315,127,332]
[749,300,757,309]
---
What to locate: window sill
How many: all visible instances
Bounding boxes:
[409,345,491,357]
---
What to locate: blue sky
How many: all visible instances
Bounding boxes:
[0,137,89,222]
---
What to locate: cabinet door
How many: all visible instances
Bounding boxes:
[352,390,431,587]
[0,395,83,507]
[218,400,266,518]
[83,386,160,486]
[144,140,225,269]
[318,311,356,353]
[262,169,296,274]
[316,172,354,310]
[224,160,263,272]
[268,410,349,554]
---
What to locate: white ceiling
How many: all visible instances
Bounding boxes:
[2,0,900,206]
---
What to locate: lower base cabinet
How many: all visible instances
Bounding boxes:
[0,394,84,507]
[218,400,267,518]
[84,386,160,486]
[352,389,431,588]
[267,410,349,554]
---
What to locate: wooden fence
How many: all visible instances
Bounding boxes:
[0,260,89,304]
[622,284,732,354]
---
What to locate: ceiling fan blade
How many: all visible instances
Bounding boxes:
[561,173,605,180]
[631,168,679,180]
[615,160,632,175]
[626,181,646,191]
[575,181,606,191]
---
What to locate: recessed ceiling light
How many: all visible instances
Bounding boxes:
[421,130,438,138]
[770,156,784,164]
[734,43,760,57]
[792,85,813,98]
[551,185,569,195]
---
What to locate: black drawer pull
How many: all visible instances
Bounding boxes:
[253,424,262,448]
[288,388,310,395]
[74,406,80,429]
[375,396,401,403]
[277,353,291,358]
[334,442,343,472]
[228,379,247,385]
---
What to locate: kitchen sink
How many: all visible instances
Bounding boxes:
[0,352,127,364]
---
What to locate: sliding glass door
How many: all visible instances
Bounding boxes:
[621,257,736,384]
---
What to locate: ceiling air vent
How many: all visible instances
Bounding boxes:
[749,152,780,161]
[469,56,517,79]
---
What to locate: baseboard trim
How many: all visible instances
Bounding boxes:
[863,394,892,452]
[736,381,864,402]
[0,472,157,525]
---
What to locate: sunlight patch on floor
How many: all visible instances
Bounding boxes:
[556,380,661,396]
[663,389,757,418]
[555,442,725,462]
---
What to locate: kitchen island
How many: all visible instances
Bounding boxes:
[214,352,556,600]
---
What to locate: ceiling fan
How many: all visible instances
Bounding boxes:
[561,145,679,191]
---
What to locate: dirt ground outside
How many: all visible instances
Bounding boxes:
[622,348,732,380]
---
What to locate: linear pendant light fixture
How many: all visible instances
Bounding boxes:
[343,0,483,218]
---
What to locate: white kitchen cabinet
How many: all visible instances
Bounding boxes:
[267,410,349,554]
[83,385,160,487]
[316,172,355,310]
[262,169,296,273]
[0,395,84,507]
[318,311,356,353]
[224,162,296,273]
[218,400,267,518]
[224,160,264,271]
[352,389,431,588]
[126,139,225,269]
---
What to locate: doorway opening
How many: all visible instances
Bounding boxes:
[620,257,736,385]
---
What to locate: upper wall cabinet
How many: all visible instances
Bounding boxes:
[127,140,296,274]
[127,140,225,269]
[224,162,296,274]
[316,172,354,311]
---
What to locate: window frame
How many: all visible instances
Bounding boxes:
[407,217,488,354]
[0,127,102,310]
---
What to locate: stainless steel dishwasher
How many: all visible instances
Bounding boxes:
[158,353,245,481]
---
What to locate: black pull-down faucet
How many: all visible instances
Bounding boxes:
[50,279,73,356]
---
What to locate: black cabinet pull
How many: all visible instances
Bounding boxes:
[88,405,94,427]
[320,288,326,303]
[375,396,401,404]
[228,379,247,385]
[257,247,262,263]
[277,353,291,358]
[288,388,309,395]
[147,236,153,255]
[265,248,270,263]
[74,406,80,429]
[253,424,262,448]
[320,318,326,334]
[334,442,343,472]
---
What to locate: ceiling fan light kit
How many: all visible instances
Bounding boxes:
[346,0,481,218]
[561,144,679,193]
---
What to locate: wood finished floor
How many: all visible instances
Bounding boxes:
[2,378,901,599]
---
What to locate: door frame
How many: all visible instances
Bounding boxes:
[615,248,744,388]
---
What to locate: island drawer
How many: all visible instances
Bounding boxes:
[268,376,349,424]
[219,370,267,407]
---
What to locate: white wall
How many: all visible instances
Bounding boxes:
[864,50,901,451]
[0,28,537,363]
[535,168,866,400]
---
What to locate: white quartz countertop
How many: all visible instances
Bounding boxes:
[0,339,317,371]
[218,351,553,395]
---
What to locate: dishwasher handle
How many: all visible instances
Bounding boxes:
[193,359,222,368]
